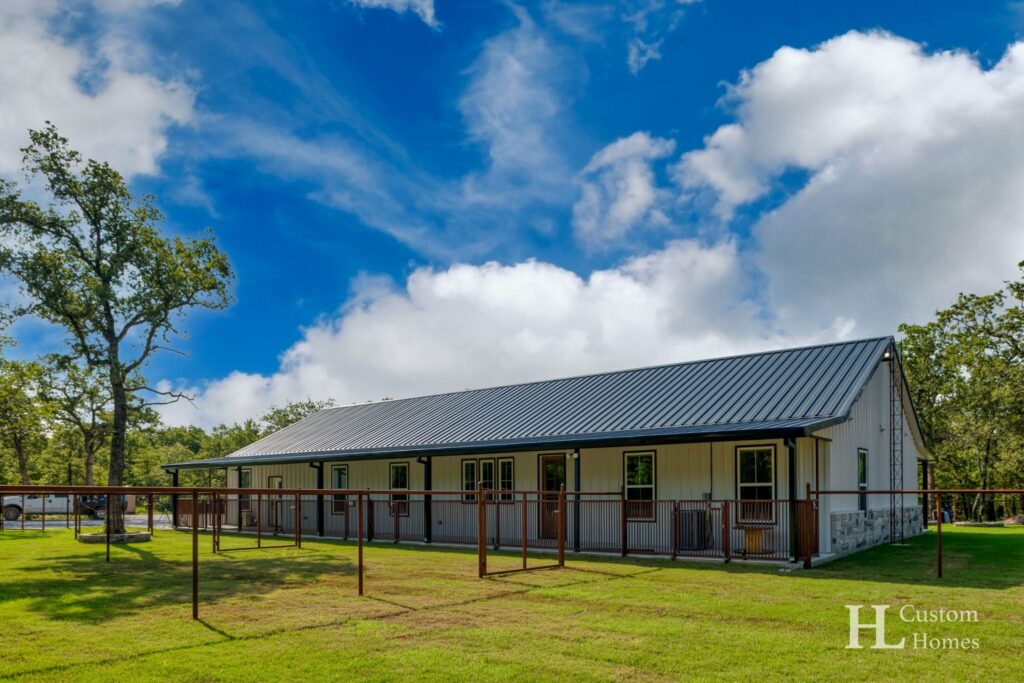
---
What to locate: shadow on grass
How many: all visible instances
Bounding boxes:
[0,533,356,623]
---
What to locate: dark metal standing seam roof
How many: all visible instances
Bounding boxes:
[163,337,897,470]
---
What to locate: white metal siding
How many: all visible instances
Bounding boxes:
[818,361,923,513]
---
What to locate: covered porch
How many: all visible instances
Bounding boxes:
[167,434,825,564]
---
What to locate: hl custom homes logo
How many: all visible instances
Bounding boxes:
[845,605,981,650]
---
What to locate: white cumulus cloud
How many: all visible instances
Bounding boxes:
[157,239,843,427]
[674,30,1024,335]
[0,1,194,178]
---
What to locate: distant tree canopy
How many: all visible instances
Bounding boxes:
[900,261,1024,520]
[258,399,336,436]
[0,357,50,485]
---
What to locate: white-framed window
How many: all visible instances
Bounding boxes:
[737,446,775,523]
[462,459,478,502]
[857,449,868,512]
[390,462,409,516]
[498,457,515,501]
[624,451,655,520]
[331,464,348,514]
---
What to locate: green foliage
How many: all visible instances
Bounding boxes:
[0,123,234,503]
[900,261,1024,520]
[258,398,335,436]
[0,358,51,485]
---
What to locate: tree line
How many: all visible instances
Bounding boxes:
[901,262,1024,521]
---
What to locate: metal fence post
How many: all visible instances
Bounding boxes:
[477,484,487,578]
[257,493,262,548]
[494,495,500,550]
[557,484,565,568]
[192,490,199,620]
[357,492,364,596]
[722,500,731,563]
[936,492,943,579]
[105,495,111,562]
[41,495,46,532]
[294,493,302,549]
[212,493,218,553]
[803,484,813,569]
[367,492,375,543]
[521,491,528,570]
[147,494,154,534]
[620,485,627,557]
[671,501,679,560]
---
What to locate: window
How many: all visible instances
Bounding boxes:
[479,459,495,500]
[625,452,655,520]
[737,447,775,523]
[239,469,252,513]
[857,449,868,512]
[390,463,409,516]
[462,459,478,502]
[498,458,515,501]
[331,465,348,514]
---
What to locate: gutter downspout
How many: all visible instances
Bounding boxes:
[310,462,324,537]
[417,456,432,543]
[786,438,798,561]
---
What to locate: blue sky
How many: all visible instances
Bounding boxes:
[3,0,1024,426]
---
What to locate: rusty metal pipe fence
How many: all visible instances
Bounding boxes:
[6,484,1010,621]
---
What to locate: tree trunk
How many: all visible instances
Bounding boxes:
[85,444,96,487]
[106,350,128,534]
[14,438,30,486]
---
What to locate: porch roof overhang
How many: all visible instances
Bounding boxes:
[161,417,835,471]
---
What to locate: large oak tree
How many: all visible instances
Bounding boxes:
[0,124,233,532]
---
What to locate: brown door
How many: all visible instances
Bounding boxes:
[539,454,566,539]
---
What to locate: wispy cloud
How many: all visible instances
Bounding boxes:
[345,0,439,29]
[623,0,701,74]
[573,132,676,246]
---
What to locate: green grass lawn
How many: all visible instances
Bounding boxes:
[1,526,1021,681]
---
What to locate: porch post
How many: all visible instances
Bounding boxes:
[572,448,580,553]
[311,462,325,537]
[786,438,798,561]
[170,469,180,528]
[419,456,432,543]
[236,466,243,531]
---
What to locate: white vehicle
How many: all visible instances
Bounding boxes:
[2,493,78,521]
